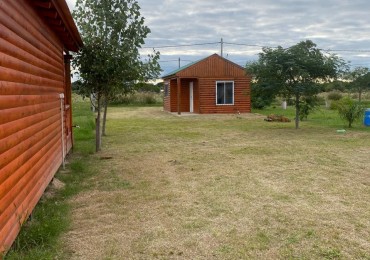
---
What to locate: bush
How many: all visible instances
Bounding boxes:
[327,91,343,101]
[329,100,340,110]
[336,97,364,127]
[134,82,161,93]
[111,92,163,105]
[363,92,370,100]
[251,83,276,109]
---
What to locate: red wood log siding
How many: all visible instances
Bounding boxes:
[177,54,246,78]
[169,79,177,112]
[198,78,251,114]
[163,80,171,112]
[0,0,69,253]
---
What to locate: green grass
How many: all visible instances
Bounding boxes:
[254,104,369,129]
[4,99,95,260]
[59,105,370,259]
[5,101,370,259]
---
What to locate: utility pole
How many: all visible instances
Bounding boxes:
[221,38,224,57]
[178,57,181,68]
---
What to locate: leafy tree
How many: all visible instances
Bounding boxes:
[299,96,320,121]
[322,80,348,92]
[336,97,364,127]
[250,82,276,109]
[345,67,370,102]
[73,0,161,151]
[246,40,346,129]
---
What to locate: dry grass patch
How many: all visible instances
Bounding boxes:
[63,107,370,259]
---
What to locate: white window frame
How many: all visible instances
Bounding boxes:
[216,81,234,105]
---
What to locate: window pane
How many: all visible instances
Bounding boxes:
[225,83,233,104]
[217,83,224,104]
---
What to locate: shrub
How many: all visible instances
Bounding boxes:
[336,97,364,127]
[329,100,340,110]
[363,92,370,100]
[111,92,163,105]
[327,91,343,101]
[141,92,157,104]
[251,83,276,109]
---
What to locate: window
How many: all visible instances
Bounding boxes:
[164,82,169,97]
[216,81,234,105]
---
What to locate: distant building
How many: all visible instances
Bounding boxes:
[162,54,251,114]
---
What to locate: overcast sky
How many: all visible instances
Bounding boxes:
[66,0,370,76]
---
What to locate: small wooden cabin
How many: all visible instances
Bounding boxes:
[0,0,82,254]
[162,54,251,114]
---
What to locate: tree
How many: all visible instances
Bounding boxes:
[345,67,370,102]
[246,40,346,129]
[336,97,364,127]
[322,80,348,92]
[299,96,320,121]
[73,0,161,151]
[250,82,276,109]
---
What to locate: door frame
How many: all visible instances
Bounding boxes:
[189,81,194,113]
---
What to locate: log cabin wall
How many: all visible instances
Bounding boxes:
[163,80,171,112]
[169,79,177,112]
[198,77,251,114]
[0,0,80,253]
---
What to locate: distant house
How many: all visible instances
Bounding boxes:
[0,0,82,254]
[162,54,251,114]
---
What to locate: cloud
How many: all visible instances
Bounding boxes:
[68,0,370,74]
[136,0,370,74]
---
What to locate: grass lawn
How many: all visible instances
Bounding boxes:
[59,104,370,259]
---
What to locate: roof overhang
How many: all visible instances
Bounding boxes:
[30,0,83,52]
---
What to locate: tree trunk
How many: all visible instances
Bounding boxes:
[96,93,102,152]
[295,93,300,129]
[102,98,108,136]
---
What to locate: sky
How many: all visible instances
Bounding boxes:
[66,0,370,76]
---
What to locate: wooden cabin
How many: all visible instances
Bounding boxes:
[0,0,82,254]
[162,54,251,114]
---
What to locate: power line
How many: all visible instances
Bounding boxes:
[325,49,370,53]
[223,42,272,48]
[142,41,220,49]
[158,59,193,63]
[142,40,370,53]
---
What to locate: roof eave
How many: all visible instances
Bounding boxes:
[31,0,83,52]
